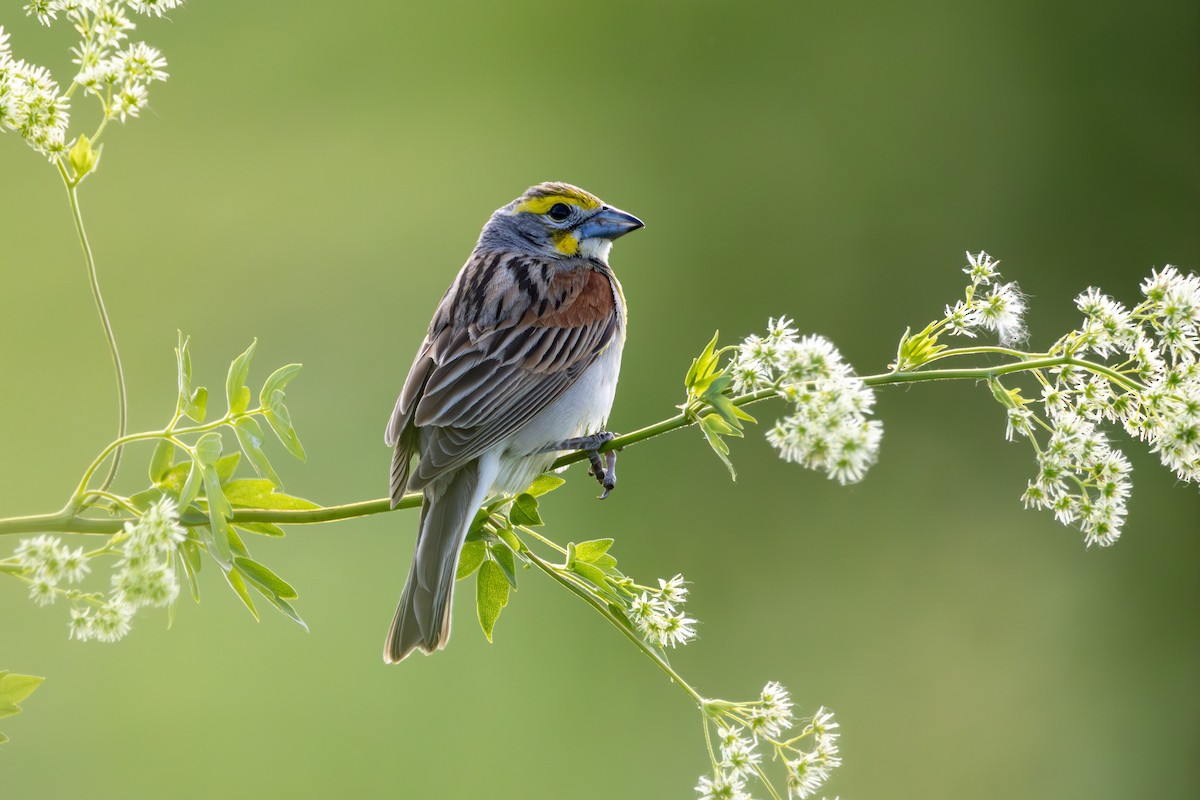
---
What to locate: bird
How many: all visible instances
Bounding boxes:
[383,181,644,663]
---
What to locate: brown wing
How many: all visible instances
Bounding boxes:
[386,256,620,501]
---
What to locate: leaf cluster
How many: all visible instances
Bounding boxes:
[684,332,755,478]
[122,336,315,630]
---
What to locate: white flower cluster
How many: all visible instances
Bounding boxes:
[695,684,840,800]
[0,1,179,158]
[14,534,90,606]
[944,251,1027,345]
[628,574,696,648]
[1009,265,1200,546]
[71,496,185,642]
[731,318,882,485]
[9,497,187,642]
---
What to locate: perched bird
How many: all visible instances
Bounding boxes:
[383,182,644,663]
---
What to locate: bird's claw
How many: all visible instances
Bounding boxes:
[545,432,620,499]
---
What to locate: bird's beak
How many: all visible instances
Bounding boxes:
[577,205,645,241]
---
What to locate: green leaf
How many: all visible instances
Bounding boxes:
[222,566,259,621]
[234,557,298,599]
[148,438,174,484]
[0,673,44,707]
[592,553,618,571]
[570,561,609,589]
[226,339,257,415]
[700,414,738,480]
[215,453,241,484]
[185,386,208,423]
[456,540,486,580]
[235,522,286,538]
[526,474,566,497]
[195,434,233,565]
[509,493,542,526]
[175,332,192,409]
[263,394,306,462]
[233,417,282,488]
[259,363,302,409]
[476,560,509,643]
[572,538,614,563]
[128,487,164,512]
[685,331,722,393]
[496,526,523,554]
[178,460,203,513]
[194,432,223,468]
[178,543,202,603]
[491,542,518,589]
[222,479,319,510]
[247,587,308,632]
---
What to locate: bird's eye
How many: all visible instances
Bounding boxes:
[547,203,572,221]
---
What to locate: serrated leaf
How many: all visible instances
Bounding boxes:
[509,493,542,526]
[491,542,518,588]
[0,731,9,744]
[526,474,566,496]
[233,416,282,488]
[0,673,44,707]
[234,557,298,599]
[226,339,257,415]
[259,363,302,409]
[221,479,319,510]
[0,702,20,720]
[235,522,286,538]
[456,540,487,580]
[222,566,259,621]
[476,560,509,643]
[263,395,306,461]
[572,538,614,563]
[149,438,174,484]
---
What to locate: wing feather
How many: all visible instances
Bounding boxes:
[386,257,621,496]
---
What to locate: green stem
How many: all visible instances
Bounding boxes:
[0,352,1140,537]
[522,547,707,707]
[58,163,127,495]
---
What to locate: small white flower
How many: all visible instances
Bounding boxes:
[68,606,94,641]
[785,752,831,799]
[695,770,750,800]
[978,281,1027,345]
[29,577,57,606]
[963,250,1000,285]
[90,600,134,642]
[658,574,688,606]
[719,733,762,780]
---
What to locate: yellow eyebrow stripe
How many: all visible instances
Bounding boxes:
[515,193,601,215]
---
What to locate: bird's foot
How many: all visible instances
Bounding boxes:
[543,432,619,499]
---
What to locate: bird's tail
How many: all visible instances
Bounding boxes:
[384,459,490,663]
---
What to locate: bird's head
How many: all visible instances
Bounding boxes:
[481,182,644,262]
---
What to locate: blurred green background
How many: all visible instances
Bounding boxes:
[2,1,1197,797]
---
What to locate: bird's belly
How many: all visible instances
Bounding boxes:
[492,339,624,495]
